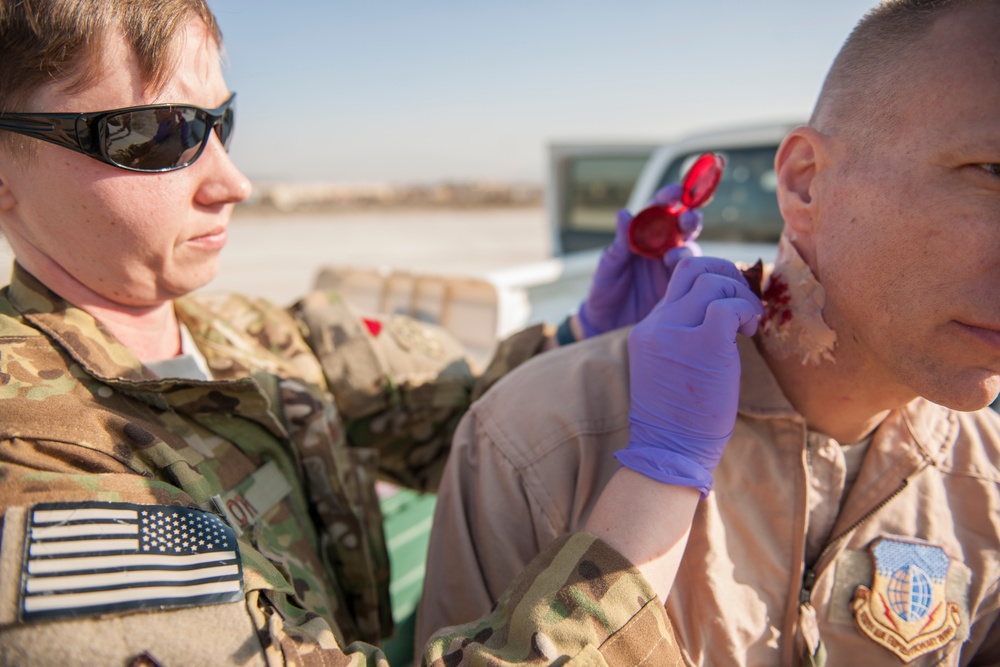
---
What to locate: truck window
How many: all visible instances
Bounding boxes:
[558,154,651,254]
[655,145,782,243]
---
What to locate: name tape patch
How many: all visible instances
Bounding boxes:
[20,501,243,622]
[215,460,292,533]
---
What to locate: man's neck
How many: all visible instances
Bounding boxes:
[757,338,904,443]
[754,235,915,443]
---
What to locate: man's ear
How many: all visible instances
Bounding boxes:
[775,126,829,237]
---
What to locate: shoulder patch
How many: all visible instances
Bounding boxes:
[851,535,962,663]
[13,501,243,622]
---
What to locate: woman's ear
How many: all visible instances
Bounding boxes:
[0,175,15,212]
[775,126,830,237]
[0,160,18,212]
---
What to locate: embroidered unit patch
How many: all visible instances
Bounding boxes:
[852,536,961,663]
[19,501,243,622]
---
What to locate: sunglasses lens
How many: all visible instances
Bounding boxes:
[103,107,207,171]
[216,103,235,150]
[102,97,234,172]
[174,107,212,166]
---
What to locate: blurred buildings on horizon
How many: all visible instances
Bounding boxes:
[239,180,543,214]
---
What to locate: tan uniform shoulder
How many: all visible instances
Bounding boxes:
[935,400,1000,482]
[468,327,632,467]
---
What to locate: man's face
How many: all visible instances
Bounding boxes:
[0,17,250,308]
[812,4,1000,410]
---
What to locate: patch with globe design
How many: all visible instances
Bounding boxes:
[852,536,961,663]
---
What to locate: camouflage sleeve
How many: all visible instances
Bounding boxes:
[421,532,683,666]
[1,457,678,666]
[290,290,548,492]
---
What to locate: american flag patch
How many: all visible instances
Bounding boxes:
[20,502,243,621]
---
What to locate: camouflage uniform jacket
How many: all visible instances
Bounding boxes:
[0,265,681,666]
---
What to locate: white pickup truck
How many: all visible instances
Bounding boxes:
[315,120,801,366]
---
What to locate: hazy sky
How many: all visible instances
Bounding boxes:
[210,1,877,184]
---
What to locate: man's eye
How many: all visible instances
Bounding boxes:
[980,163,1000,177]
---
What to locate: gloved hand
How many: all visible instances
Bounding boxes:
[615,257,764,497]
[577,183,704,339]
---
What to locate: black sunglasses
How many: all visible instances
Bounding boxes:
[0,93,236,173]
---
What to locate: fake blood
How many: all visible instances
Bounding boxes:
[762,275,794,327]
[629,207,683,258]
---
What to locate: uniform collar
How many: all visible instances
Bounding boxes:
[897,397,958,466]
[7,263,159,384]
[4,264,278,425]
[736,335,802,420]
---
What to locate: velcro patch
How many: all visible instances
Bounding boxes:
[17,501,243,622]
[214,460,293,535]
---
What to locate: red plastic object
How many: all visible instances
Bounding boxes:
[682,153,725,208]
[628,153,725,259]
[628,207,682,260]
[362,318,383,337]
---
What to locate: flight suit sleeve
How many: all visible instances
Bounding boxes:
[415,393,558,651]
[290,289,548,492]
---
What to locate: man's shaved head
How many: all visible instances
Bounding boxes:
[810,0,995,154]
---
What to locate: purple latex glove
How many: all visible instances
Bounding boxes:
[615,257,764,497]
[577,183,704,339]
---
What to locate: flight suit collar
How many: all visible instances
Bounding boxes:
[736,335,802,420]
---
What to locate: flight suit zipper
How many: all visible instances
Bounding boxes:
[796,432,915,666]
[797,478,909,666]
[800,478,909,606]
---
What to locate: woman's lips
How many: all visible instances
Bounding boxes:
[187,226,228,250]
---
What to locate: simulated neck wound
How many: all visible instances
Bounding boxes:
[760,233,837,365]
